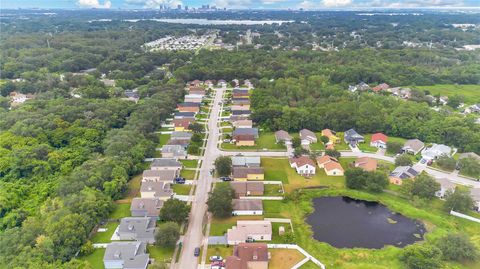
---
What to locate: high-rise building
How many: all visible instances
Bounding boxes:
[177,4,181,9]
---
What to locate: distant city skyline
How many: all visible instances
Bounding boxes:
[1,0,480,10]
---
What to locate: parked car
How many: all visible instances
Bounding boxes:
[220,177,232,182]
[174,177,186,184]
[194,247,200,257]
[211,266,224,269]
[209,256,223,262]
[211,261,225,267]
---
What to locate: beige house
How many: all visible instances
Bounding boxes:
[140,181,173,200]
[226,243,269,269]
[142,170,176,183]
[316,155,344,176]
[227,220,272,245]
[233,120,253,129]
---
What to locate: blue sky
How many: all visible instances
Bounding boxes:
[1,0,479,10]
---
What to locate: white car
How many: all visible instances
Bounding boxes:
[209,256,223,262]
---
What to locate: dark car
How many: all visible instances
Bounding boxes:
[194,247,200,257]
[174,177,186,184]
[220,177,232,182]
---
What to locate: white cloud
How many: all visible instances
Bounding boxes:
[213,0,252,8]
[360,0,464,7]
[78,0,112,8]
[321,0,352,7]
[125,0,183,8]
[262,0,287,4]
[298,0,316,8]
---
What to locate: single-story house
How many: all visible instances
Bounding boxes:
[170,131,193,140]
[142,169,176,183]
[233,128,259,139]
[103,242,149,269]
[217,79,227,87]
[388,87,412,99]
[233,120,253,129]
[299,129,317,145]
[177,102,200,113]
[230,181,264,197]
[161,145,187,158]
[370,133,388,149]
[232,110,251,116]
[130,198,163,218]
[289,156,316,176]
[234,134,256,146]
[229,115,250,123]
[354,157,377,172]
[232,98,251,106]
[458,152,480,162]
[233,91,250,98]
[435,178,457,199]
[184,94,203,103]
[232,156,261,167]
[225,243,269,269]
[316,155,344,176]
[321,129,340,144]
[150,158,182,172]
[421,143,452,161]
[233,167,265,181]
[226,220,272,245]
[174,111,196,119]
[232,199,263,216]
[167,139,190,149]
[402,139,425,155]
[172,118,193,132]
[372,83,390,92]
[470,188,480,212]
[116,217,156,244]
[140,181,173,200]
[275,130,292,144]
[389,166,419,185]
[231,105,250,111]
[344,129,364,146]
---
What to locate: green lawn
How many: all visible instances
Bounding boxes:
[358,134,380,153]
[413,84,480,104]
[221,121,231,127]
[180,159,198,168]
[109,203,131,219]
[79,248,105,269]
[172,184,192,195]
[263,200,289,218]
[158,133,170,148]
[329,132,351,151]
[221,132,286,151]
[264,184,284,196]
[180,169,196,180]
[206,245,232,260]
[91,222,118,243]
[222,127,233,133]
[160,126,172,131]
[147,245,175,264]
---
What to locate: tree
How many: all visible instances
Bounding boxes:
[207,183,235,218]
[187,144,200,155]
[345,168,367,190]
[444,186,474,213]
[409,173,440,200]
[437,233,478,261]
[159,199,190,223]
[365,172,388,193]
[293,147,308,157]
[191,133,203,143]
[320,136,329,144]
[458,157,480,178]
[386,141,403,155]
[395,154,413,167]
[447,94,464,109]
[436,154,456,171]
[189,122,204,134]
[400,244,442,269]
[325,149,341,159]
[155,222,180,248]
[214,156,232,177]
[291,137,301,148]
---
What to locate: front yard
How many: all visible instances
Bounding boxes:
[172,184,192,195]
[180,169,196,180]
[180,159,199,168]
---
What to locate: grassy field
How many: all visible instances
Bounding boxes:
[262,158,346,191]
[79,248,105,269]
[221,132,286,151]
[180,169,196,180]
[180,159,199,168]
[147,245,175,264]
[158,133,170,148]
[269,249,306,269]
[172,184,192,195]
[413,84,480,104]
[263,200,290,218]
[91,222,118,243]
[264,184,284,196]
[206,245,232,261]
[358,134,380,153]
[109,203,131,219]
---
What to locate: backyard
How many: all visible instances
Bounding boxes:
[413,84,480,105]
[221,132,286,151]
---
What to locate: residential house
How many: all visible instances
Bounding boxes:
[124,90,140,103]
[348,82,371,93]
[316,155,344,176]
[372,83,390,92]
[233,88,250,98]
[218,79,227,87]
[234,134,256,146]
[140,181,173,200]
[289,156,316,176]
[370,133,388,149]
[100,79,116,87]
[233,167,264,181]
[232,156,261,167]
[205,80,213,88]
[244,80,254,89]
[172,118,193,132]
[225,243,269,269]
[232,110,251,116]
[233,128,259,139]
[471,188,480,212]
[402,139,425,155]
[465,103,480,114]
[230,181,264,197]
[174,111,196,119]
[170,131,193,141]
[421,144,452,161]
[189,80,202,87]
[344,129,364,146]
[321,129,340,144]
[188,87,206,96]
[161,145,187,158]
[177,102,200,113]
[150,158,182,173]
[231,105,250,111]
[233,120,253,129]
[232,199,263,216]
[458,152,480,162]
[167,139,190,149]
[232,79,240,87]
[274,130,292,145]
[142,170,176,183]
[388,87,412,99]
[389,166,419,185]
[229,115,250,123]
[435,178,456,199]
[9,91,33,105]
[354,157,377,172]
[226,220,272,245]
[299,129,317,145]
[130,198,163,218]
[232,98,250,106]
[116,217,156,244]
[184,94,203,103]
[103,242,149,269]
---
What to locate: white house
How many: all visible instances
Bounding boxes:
[289,156,316,176]
[226,220,272,245]
[232,199,263,216]
[435,178,456,199]
[421,144,453,161]
[370,133,388,149]
[299,129,317,145]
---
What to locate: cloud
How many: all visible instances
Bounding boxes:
[125,0,183,8]
[262,0,287,5]
[213,0,252,8]
[359,0,465,7]
[321,0,352,7]
[298,0,316,8]
[78,0,112,8]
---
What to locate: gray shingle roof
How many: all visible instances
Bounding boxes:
[151,158,182,168]
[104,242,149,269]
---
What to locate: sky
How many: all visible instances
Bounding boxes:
[1,0,479,10]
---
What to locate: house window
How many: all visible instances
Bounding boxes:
[261,236,264,240]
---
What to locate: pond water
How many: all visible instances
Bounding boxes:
[306,196,425,249]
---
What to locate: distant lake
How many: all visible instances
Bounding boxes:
[306,196,425,249]
[123,18,293,25]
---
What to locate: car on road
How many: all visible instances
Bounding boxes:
[220,177,232,181]
[174,177,186,184]
[194,247,200,257]
[209,256,223,262]
[210,266,225,269]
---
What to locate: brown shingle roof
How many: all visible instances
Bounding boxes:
[226,243,269,269]
[354,157,377,171]
[173,118,193,128]
[234,134,255,141]
[233,167,264,178]
[232,199,263,211]
[230,182,264,195]
[289,156,315,167]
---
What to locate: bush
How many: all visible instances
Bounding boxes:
[444,186,475,213]
[386,141,403,155]
[395,154,413,167]
[400,245,442,269]
[436,154,456,171]
[437,233,478,261]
